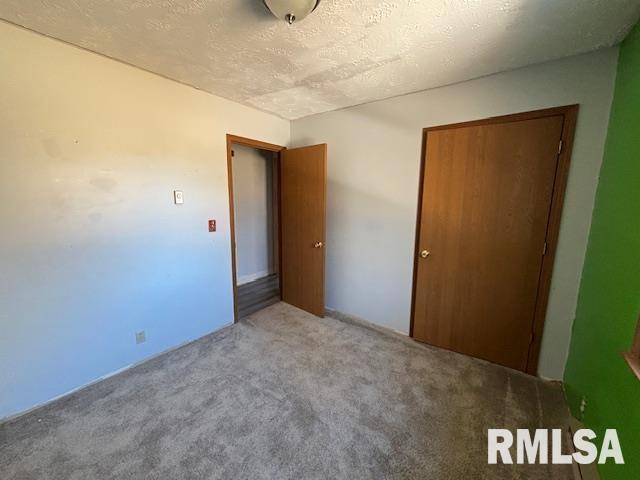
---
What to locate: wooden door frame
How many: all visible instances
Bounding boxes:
[226,134,286,323]
[409,105,579,375]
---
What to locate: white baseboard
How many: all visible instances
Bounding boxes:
[0,319,234,424]
[237,270,271,285]
[325,307,410,339]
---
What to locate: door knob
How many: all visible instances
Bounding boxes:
[420,250,430,258]
[314,242,324,248]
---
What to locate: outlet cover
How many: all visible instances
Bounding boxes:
[136,331,146,344]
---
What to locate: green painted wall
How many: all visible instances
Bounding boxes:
[564,22,640,480]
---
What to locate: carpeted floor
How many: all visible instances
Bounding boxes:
[0,302,573,479]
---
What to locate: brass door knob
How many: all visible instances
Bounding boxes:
[314,242,324,248]
[420,250,430,258]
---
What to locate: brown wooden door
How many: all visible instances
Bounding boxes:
[412,115,565,371]
[280,144,327,317]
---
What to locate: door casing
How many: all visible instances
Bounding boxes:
[409,105,579,375]
[226,134,286,323]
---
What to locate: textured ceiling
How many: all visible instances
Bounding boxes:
[2,1,640,119]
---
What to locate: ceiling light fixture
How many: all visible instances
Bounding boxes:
[263,0,321,25]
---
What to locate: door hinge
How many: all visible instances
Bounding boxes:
[542,242,547,256]
[558,140,563,154]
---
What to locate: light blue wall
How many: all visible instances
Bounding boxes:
[0,22,289,418]
[291,49,618,378]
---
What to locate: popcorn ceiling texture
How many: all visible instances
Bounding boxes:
[1,0,639,119]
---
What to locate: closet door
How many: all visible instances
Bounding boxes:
[412,114,565,372]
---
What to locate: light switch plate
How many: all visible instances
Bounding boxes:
[174,190,184,204]
[135,331,146,344]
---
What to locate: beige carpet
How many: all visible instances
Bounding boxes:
[0,302,572,479]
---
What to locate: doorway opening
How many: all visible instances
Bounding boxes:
[227,135,284,320]
[226,135,328,322]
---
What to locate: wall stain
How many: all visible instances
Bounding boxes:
[88,212,103,223]
[90,177,118,192]
[42,138,62,159]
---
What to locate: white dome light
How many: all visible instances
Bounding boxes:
[263,0,321,25]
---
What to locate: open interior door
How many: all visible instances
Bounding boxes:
[280,144,327,317]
